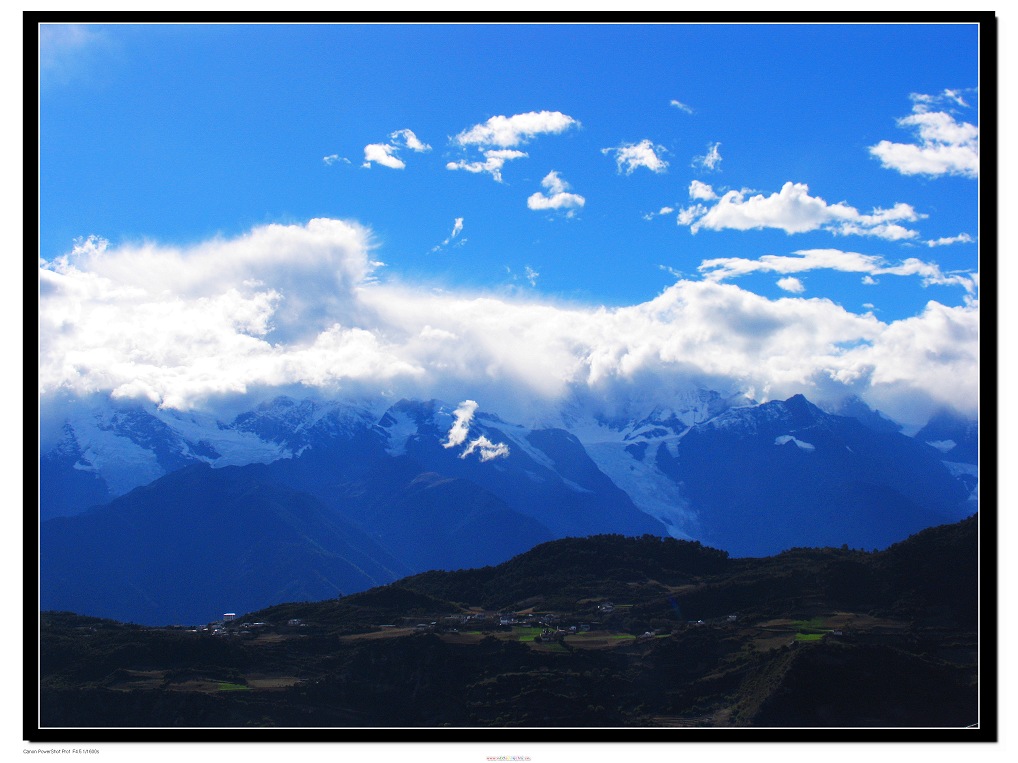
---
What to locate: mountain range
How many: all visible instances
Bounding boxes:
[38,391,977,625]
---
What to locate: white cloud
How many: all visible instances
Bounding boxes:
[527,171,585,212]
[689,180,717,201]
[441,400,510,461]
[927,233,974,247]
[869,90,978,178]
[390,129,431,153]
[777,277,805,293]
[693,142,722,171]
[39,218,979,427]
[602,139,669,174]
[40,24,110,87]
[642,206,675,221]
[461,435,510,462]
[454,110,579,148]
[670,99,694,114]
[698,247,977,294]
[431,218,466,253]
[362,143,405,170]
[679,181,925,241]
[362,128,431,169]
[323,154,350,166]
[446,149,528,182]
[676,204,708,226]
[525,266,539,287]
[443,399,478,448]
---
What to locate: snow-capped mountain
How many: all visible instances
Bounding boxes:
[38,389,978,624]
[39,391,977,551]
[38,395,376,518]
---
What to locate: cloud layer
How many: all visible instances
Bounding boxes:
[39,218,979,427]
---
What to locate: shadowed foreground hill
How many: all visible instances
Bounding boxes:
[39,516,980,729]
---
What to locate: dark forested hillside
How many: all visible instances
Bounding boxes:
[38,515,981,730]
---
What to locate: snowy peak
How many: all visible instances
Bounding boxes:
[231,395,377,450]
[915,408,978,465]
[700,394,828,437]
[819,394,903,434]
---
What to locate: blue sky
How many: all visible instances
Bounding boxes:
[38,22,981,427]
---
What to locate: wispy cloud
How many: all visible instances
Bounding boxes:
[442,400,510,461]
[525,266,539,287]
[670,99,694,114]
[322,154,350,166]
[446,149,528,183]
[443,399,478,448]
[461,435,510,462]
[642,206,675,221]
[527,171,585,213]
[40,24,110,87]
[693,142,722,171]
[602,139,668,174]
[869,90,978,178]
[698,247,977,293]
[431,218,466,253]
[926,233,974,247]
[677,181,926,241]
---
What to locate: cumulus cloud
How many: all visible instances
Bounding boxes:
[927,233,974,247]
[678,181,926,241]
[39,218,978,427]
[869,90,978,178]
[693,142,722,171]
[698,247,977,293]
[689,180,717,201]
[527,171,585,213]
[777,277,805,293]
[454,110,579,148]
[446,149,528,182]
[602,139,669,174]
[362,128,431,169]
[363,143,405,170]
[670,99,694,114]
